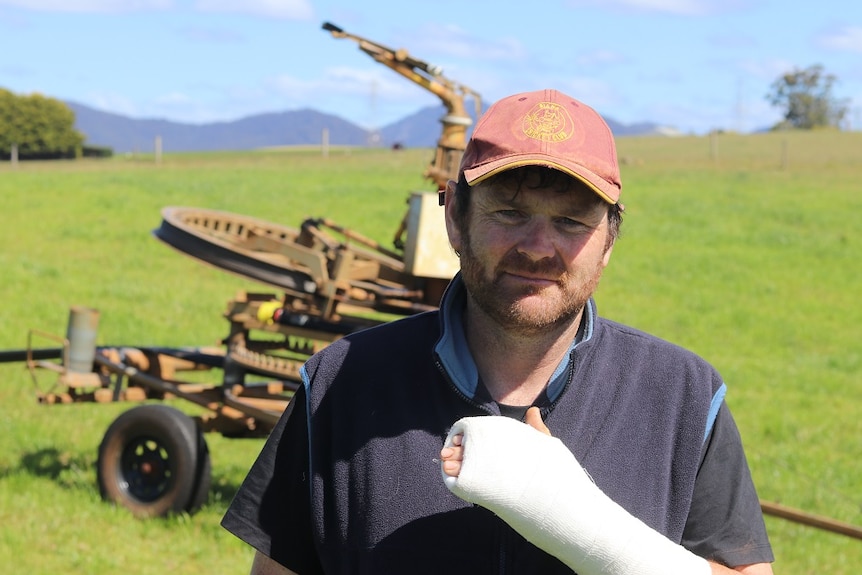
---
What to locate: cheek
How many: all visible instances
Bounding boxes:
[470,227,513,261]
[560,233,609,268]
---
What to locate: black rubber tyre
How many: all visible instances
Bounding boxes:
[96,404,211,517]
[185,429,212,514]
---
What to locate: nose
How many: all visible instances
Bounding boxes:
[514,217,557,261]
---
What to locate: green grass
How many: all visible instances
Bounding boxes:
[603,131,862,571]
[1,135,860,573]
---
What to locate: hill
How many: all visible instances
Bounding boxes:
[67,102,369,153]
[67,100,674,154]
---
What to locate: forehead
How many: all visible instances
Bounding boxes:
[475,167,605,212]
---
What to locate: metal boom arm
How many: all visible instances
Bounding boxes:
[323,21,481,189]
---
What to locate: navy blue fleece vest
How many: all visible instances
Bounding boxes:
[300,283,722,573]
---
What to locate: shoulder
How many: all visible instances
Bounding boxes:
[595,316,719,371]
[582,315,725,405]
[303,310,441,380]
[594,316,700,356]
[321,310,440,354]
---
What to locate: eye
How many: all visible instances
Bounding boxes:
[555,216,589,230]
[496,209,525,221]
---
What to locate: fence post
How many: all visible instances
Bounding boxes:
[709,132,718,163]
[155,135,163,165]
[322,127,330,158]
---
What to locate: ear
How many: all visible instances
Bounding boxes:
[443,180,462,255]
[601,242,614,267]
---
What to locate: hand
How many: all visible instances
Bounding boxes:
[439,413,719,575]
[440,406,550,477]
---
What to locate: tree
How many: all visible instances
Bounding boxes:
[766,64,849,130]
[0,88,85,159]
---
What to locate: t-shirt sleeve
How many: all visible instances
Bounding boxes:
[221,385,324,574]
[681,401,775,567]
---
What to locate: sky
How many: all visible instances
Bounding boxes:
[1,0,861,135]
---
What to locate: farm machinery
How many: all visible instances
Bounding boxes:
[1,21,475,518]
[14,198,460,518]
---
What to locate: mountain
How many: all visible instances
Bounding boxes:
[67,102,370,153]
[66,100,675,154]
[379,102,676,144]
[378,105,464,148]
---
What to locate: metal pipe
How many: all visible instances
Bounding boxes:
[0,347,62,363]
[761,500,862,540]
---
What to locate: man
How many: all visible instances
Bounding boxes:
[222,89,775,574]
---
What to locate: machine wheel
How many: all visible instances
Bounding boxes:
[96,404,211,517]
[153,206,317,293]
[185,430,212,514]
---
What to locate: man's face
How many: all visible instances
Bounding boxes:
[446,170,614,336]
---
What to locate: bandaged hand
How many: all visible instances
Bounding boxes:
[440,415,710,575]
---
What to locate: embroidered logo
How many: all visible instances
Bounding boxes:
[522,101,574,143]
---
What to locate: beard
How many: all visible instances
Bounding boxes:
[458,232,605,337]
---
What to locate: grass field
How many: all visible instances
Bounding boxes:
[1,131,860,573]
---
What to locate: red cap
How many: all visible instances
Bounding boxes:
[459,89,621,204]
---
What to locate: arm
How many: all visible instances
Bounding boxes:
[713,562,773,575]
[682,402,774,569]
[222,386,324,574]
[440,410,773,575]
[251,551,299,575]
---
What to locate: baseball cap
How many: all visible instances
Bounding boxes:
[459,89,621,204]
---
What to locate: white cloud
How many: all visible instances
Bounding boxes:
[180,25,245,43]
[708,32,758,50]
[264,66,442,128]
[0,0,313,17]
[565,0,748,16]
[405,23,528,64]
[154,91,194,106]
[194,0,313,20]
[86,91,141,117]
[149,91,222,123]
[612,0,709,15]
[0,0,171,12]
[818,26,862,53]
[738,58,796,82]
[559,77,622,109]
[269,65,433,104]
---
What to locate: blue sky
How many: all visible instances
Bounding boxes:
[1,0,861,135]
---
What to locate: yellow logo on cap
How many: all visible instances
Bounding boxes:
[522,102,574,142]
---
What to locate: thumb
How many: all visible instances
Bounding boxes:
[525,407,551,436]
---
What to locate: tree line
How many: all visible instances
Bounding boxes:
[0,88,99,160]
[765,64,849,130]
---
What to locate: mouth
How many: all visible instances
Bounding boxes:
[500,271,560,288]
[491,251,566,290]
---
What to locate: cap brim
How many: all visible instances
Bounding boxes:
[463,154,620,204]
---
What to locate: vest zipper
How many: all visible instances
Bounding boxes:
[436,356,521,572]
[434,357,495,415]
